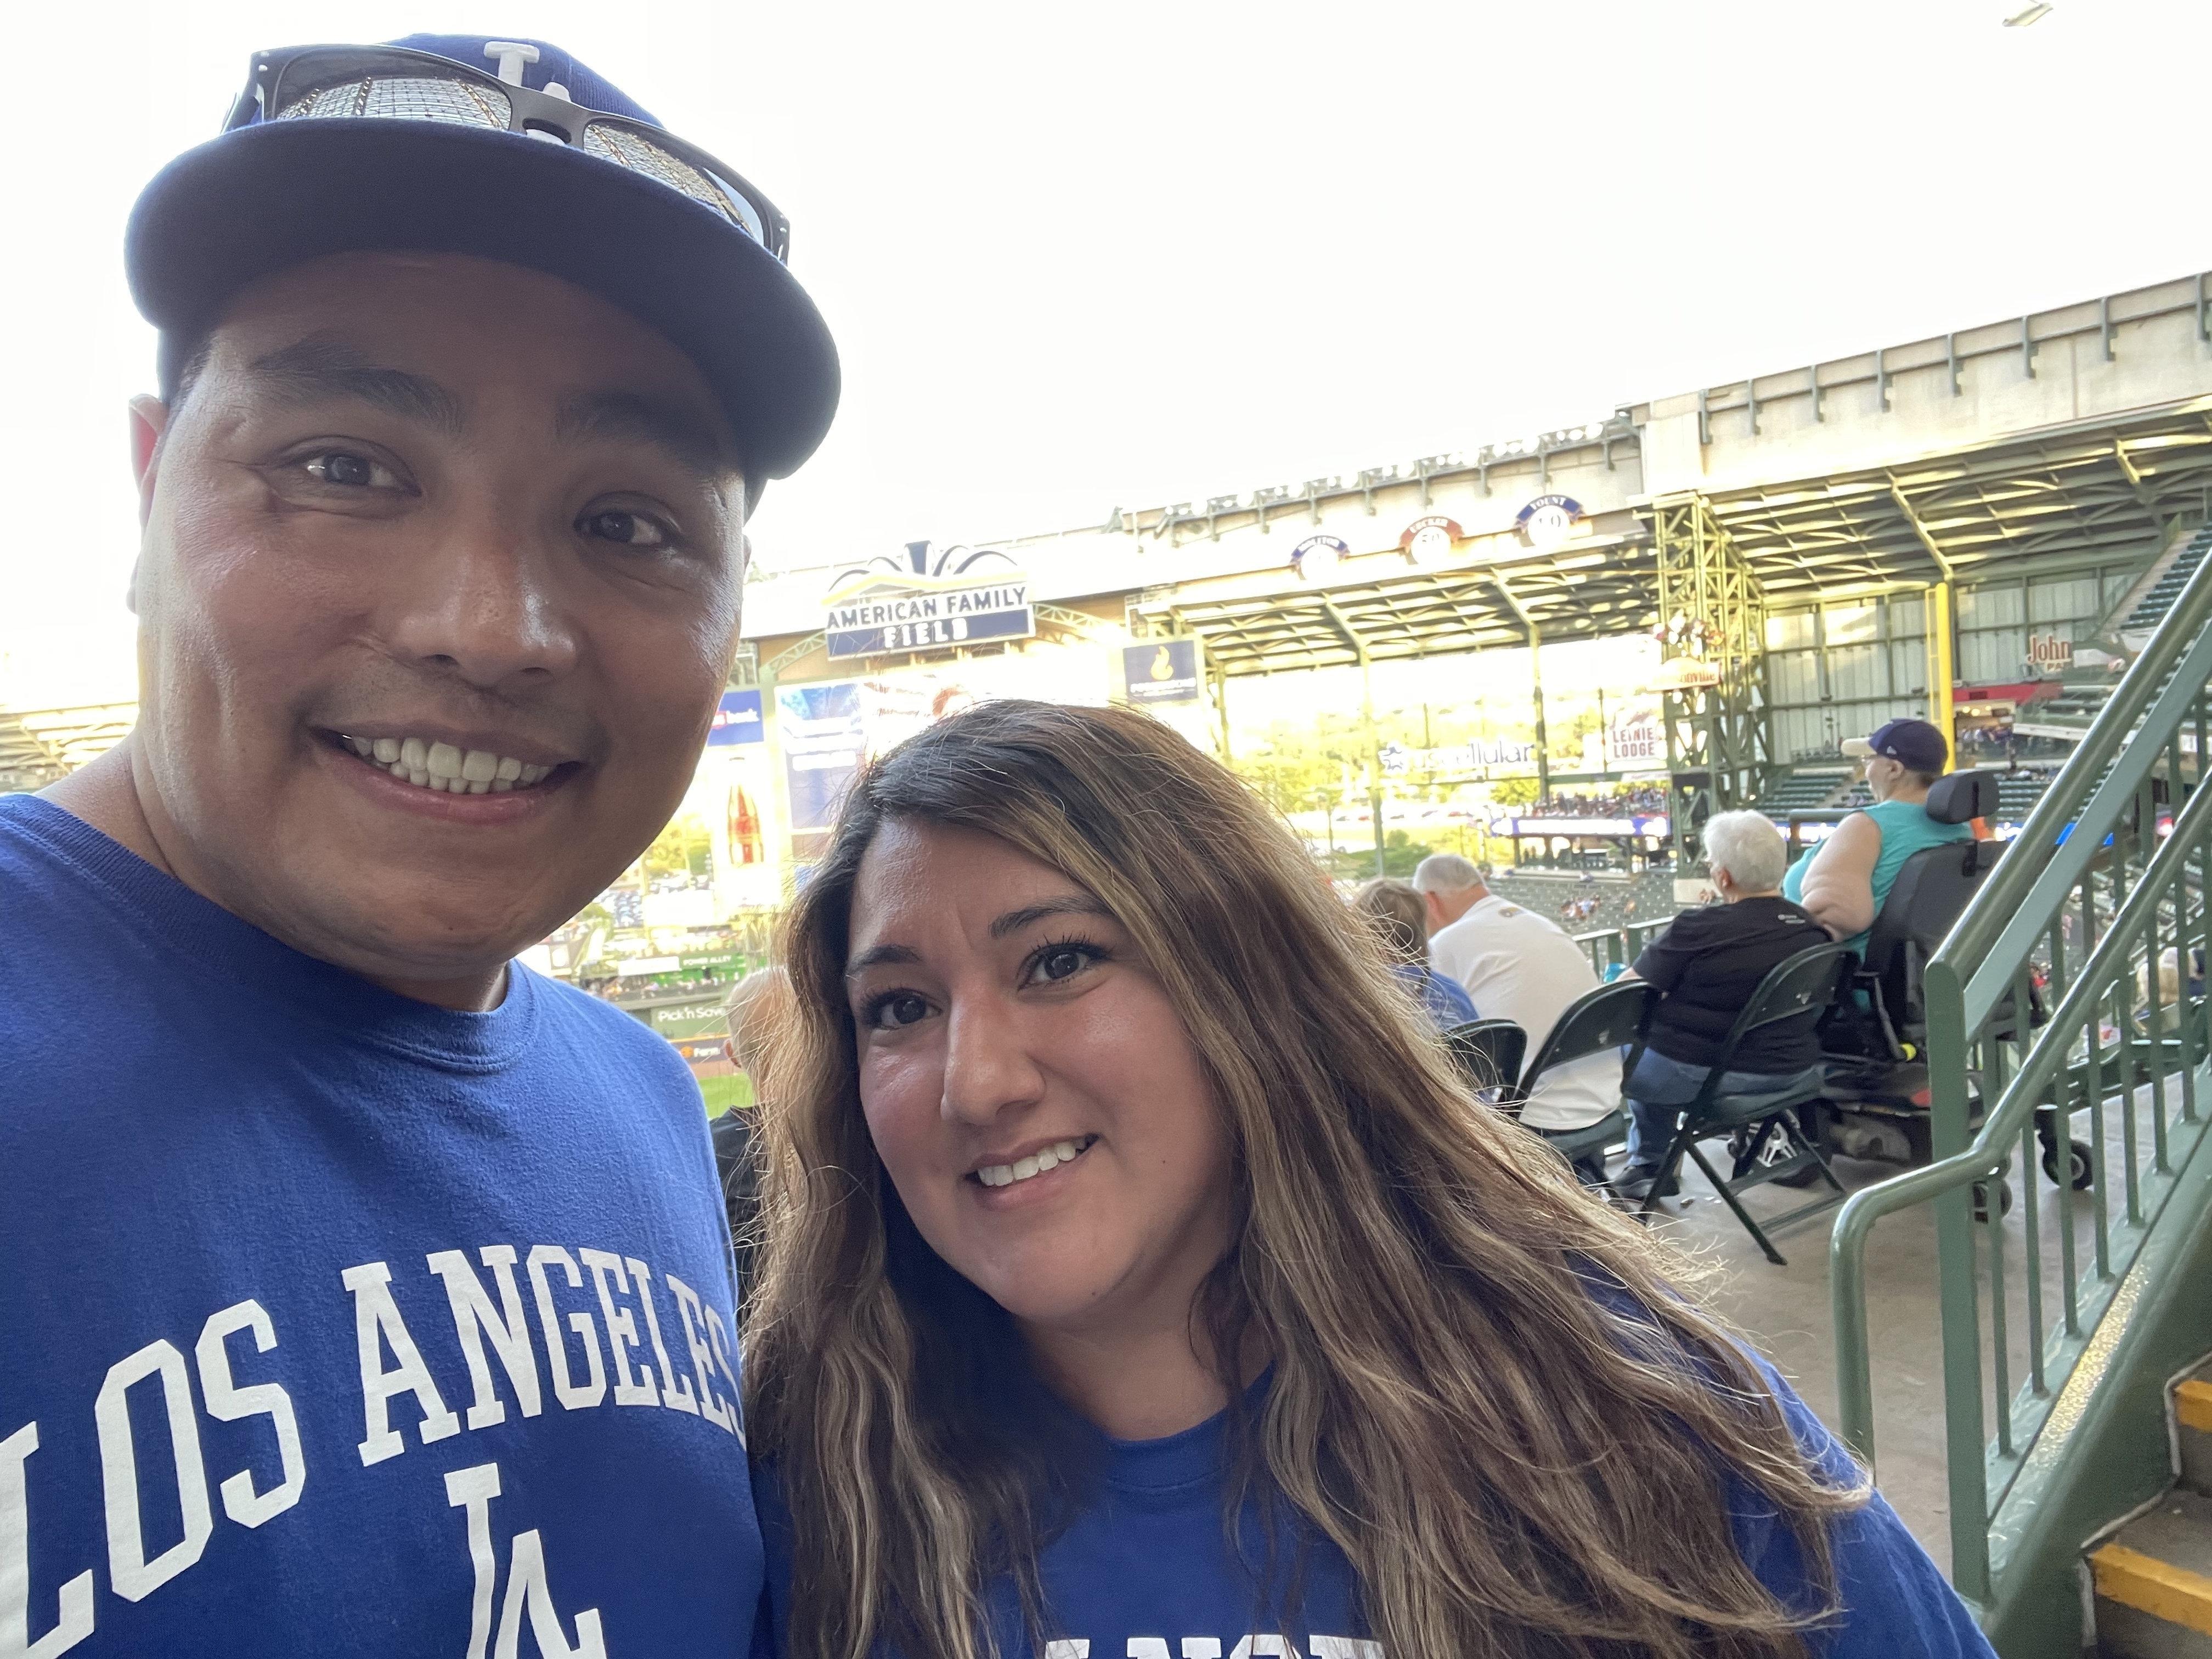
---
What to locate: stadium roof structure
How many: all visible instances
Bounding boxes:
[1138,530,1659,677]
[1138,393,2212,680]
[0,705,135,792]
[1709,396,2212,603]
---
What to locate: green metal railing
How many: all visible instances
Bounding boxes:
[1830,544,2212,1610]
[1574,920,1668,980]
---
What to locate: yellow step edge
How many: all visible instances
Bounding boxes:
[2176,1379,2212,1435]
[2094,1543,2212,1635]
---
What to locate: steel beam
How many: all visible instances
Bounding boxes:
[1653,496,1769,875]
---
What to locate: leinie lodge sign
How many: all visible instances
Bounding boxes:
[823,573,1035,661]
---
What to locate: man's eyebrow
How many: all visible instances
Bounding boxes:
[553,389,736,482]
[845,943,921,977]
[990,895,1114,939]
[242,334,464,435]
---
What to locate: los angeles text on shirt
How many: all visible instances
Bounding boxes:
[2,1237,741,1658]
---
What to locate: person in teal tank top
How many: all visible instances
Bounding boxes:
[1782,718,1972,956]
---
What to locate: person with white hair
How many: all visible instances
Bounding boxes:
[1411,852,1620,1175]
[1615,811,1829,1201]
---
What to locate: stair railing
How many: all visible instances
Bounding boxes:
[1831,542,2212,1610]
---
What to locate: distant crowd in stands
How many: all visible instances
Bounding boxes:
[1509,785,1669,820]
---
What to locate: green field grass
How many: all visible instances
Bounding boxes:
[699,1071,755,1116]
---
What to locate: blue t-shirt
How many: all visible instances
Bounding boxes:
[0,796,759,1656]
[1387,962,1479,1030]
[755,1358,1993,1658]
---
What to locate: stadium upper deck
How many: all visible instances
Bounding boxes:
[739,270,2212,685]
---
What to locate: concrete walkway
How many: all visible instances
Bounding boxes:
[1627,1150,1962,1575]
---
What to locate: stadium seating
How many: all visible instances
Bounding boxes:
[1753,766,1852,814]
[2115,521,2212,645]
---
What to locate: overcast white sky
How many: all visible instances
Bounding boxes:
[2,0,2205,708]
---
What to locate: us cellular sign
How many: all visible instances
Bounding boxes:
[823,575,1035,661]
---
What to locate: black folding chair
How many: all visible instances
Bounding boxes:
[1499,979,1657,1179]
[1638,943,1857,1265]
[1442,1019,1526,1103]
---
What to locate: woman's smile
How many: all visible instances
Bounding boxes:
[969,1132,1101,1190]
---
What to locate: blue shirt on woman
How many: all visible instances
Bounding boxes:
[755,1352,1993,1658]
[1388,961,1479,1031]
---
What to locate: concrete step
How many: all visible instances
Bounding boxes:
[2094,1489,2212,1656]
[2179,1366,2212,1498]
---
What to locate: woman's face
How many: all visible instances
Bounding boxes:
[844,819,1236,1341]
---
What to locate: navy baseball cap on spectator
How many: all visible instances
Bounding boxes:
[1842,719,1949,772]
[125,33,838,490]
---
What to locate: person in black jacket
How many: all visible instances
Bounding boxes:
[1616,811,1827,1201]
[714,966,791,1307]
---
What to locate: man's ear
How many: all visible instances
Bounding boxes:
[128,395,170,524]
[125,395,174,617]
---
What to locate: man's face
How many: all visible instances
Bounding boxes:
[129,252,747,998]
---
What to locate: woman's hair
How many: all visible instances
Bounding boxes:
[745,701,1863,1659]
[1353,877,1428,963]
[1702,810,1788,894]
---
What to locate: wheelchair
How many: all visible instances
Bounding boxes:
[1773,768,2090,1218]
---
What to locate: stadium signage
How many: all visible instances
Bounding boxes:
[2027,631,2074,673]
[822,572,1035,660]
[1403,738,1537,770]
[1609,716,1663,764]
[1646,657,1722,691]
[1516,494,1584,550]
[1399,516,1463,562]
[706,689,764,745]
[1506,815,1669,839]
[1290,534,1349,580]
[1124,639,1203,704]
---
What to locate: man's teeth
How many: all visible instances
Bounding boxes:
[975,1136,1097,1188]
[343,735,554,794]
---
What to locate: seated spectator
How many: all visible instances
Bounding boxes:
[1354,878,1478,1030]
[1617,812,1827,1201]
[1412,854,1621,1167]
[716,966,792,1305]
[1783,719,1970,956]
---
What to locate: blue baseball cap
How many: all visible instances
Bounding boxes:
[1842,718,1949,772]
[125,34,838,489]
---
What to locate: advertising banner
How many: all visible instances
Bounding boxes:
[1506,816,1669,839]
[700,737,780,911]
[774,650,1113,865]
[1123,639,1203,704]
[706,689,764,746]
[777,681,867,861]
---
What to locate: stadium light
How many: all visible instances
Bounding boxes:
[2002,3,2051,24]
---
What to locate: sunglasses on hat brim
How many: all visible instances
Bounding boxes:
[223,44,791,264]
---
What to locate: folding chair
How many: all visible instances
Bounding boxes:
[1637,942,1857,1265]
[1441,1019,1526,1103]
[1499,979,1657,1182]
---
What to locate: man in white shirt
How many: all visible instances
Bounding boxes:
[1412,855,1622,1144]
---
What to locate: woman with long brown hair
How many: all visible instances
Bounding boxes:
[743,700,1989,1659]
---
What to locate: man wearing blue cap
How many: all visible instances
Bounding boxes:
[1782,718,1970,956]
[1,36,833,1655]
